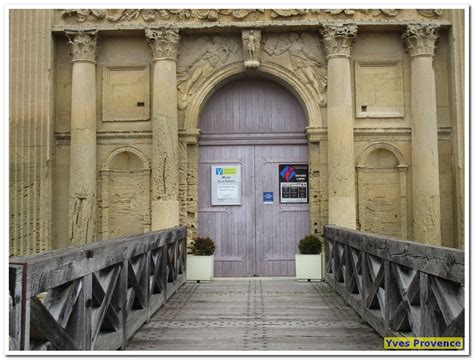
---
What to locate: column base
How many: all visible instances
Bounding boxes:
[328,196,356,229]
[151,200,180,230]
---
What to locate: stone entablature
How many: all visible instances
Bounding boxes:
[59,9,444,24]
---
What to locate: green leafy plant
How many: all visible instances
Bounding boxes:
[298,235,323,255]
[188,237,216,256]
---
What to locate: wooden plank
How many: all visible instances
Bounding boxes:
[29,297,77,350]
[324,226,464,284]
[10,226,186,298]
[126,279,382,351]
[91,266,121,347]
[9,265,23,350]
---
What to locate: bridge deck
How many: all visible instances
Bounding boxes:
[126,279,382,351]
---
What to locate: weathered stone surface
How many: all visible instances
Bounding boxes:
[9,9,464,256]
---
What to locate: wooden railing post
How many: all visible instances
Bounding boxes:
[119,260,128,350]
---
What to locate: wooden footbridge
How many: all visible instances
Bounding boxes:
[9,226,464,351]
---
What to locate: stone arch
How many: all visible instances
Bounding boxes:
[356,142,408,239]
[357,142,406,169]
[100,147,151,240]
[103,146,150,171]
[183,61,322,131]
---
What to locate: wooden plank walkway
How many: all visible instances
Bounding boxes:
[126,279,382,351]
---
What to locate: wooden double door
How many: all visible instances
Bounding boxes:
[198,144,310,277]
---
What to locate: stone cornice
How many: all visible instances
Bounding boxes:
[402,23,440,58]
[65,29,98,63]
[145,27,180,61]
[320,23,358,59]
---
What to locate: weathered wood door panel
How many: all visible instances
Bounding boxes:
[255,145,310,277]
[198,146,256,277]
[198,77,309,277]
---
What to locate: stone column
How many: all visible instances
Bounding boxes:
[320,24,358,229]
[402,24,442,245]
[146,27,180,230]
[65,30,98,245]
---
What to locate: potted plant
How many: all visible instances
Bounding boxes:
[186,236,215,282]
[295,235,323,281]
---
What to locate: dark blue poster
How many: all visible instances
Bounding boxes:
[278,164,308,204]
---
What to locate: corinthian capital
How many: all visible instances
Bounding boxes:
[402,23,440,58]
[65,30,98,63]
[145,27,180,61]
[320,23,358,59]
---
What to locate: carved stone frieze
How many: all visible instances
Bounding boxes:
[145,27,180,61]
[65,29,98,63]
[262,32,327,106]
[325,9,399,16]
[402,24,440,58]
[60,8,444,23]
[176,35,241,109]
[417,9,443,17]
[242,30,261,69]
[320,24,358,59]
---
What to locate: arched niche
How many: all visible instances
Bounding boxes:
[100,147,150,239]
[357,143,408,239]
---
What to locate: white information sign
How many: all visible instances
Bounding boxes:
[211,165,241,205]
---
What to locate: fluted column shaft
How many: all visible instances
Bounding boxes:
[403,24,442,244]
[320,24,358,229]
[66,30,98,245]
[146,28,180,230]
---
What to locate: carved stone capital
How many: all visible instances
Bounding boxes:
[402,23,440,58]
[65,29,98,63]
[319,23,358,59]
[242,29,261,69]
[145,27,180,61]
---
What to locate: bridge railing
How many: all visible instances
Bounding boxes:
[324,225,464,338]
[9,226,187,351]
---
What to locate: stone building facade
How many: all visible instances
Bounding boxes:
[9,10,465,270]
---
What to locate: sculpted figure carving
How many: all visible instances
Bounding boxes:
[177,36,240,109]
[263,32,327,106]
[242,30,262,68]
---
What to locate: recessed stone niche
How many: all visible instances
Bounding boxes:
[102,64,150,122]
[355,60,404,118]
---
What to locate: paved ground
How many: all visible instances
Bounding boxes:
[126,278,383,351]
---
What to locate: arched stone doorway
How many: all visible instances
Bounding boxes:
[198,77,310,277]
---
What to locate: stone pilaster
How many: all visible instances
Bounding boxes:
[180,128,201,243]
[402,24,442,245]
[146,27,180,230]
[65,29,98,245]
[320,24,357,229]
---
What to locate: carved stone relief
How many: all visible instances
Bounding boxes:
[60,8,444,23]
[319,24,358,59]
[242,30,261,69]
[65,30,98,62]
[262,32,327,106]
[145,27,180,61]
[402,23,440,58]
[177,35,241,109]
